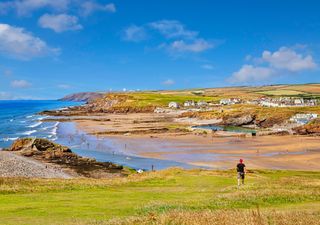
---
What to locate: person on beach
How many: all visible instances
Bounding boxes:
[237,159,246,187]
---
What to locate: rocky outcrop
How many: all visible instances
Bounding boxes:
[44,93,156,117]
[60,92,105,103]
[6,138,124,178]
[293,121,320,135]
[223,114,255,126]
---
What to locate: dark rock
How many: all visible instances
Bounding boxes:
[293,123,320,135]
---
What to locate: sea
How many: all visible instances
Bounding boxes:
[0,100,196,170]
[0,100,82,148]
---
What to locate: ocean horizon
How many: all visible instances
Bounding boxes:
[0,100,82,148]
[0,100,196,170]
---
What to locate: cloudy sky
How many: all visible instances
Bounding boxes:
[0,0,320,99]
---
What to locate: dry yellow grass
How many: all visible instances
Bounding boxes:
[89,208,320,225]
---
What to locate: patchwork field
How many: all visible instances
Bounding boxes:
[0,169,319,224]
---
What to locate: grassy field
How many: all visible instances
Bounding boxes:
[0,169,319,224]
[96,84,320,112]
[160,83,320,100]
[108,92,215,107]
[256,90,307,96]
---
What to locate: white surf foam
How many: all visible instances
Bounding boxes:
[38,116,49,121]
[2,137,19,142]
[48,122,60,141]
[28,121,43,128]
[21,130,37,136]
[50,137,57,141]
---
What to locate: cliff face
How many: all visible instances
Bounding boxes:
[59,92,105,102]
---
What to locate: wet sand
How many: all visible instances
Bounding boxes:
[73,117,320,170]
[44,109,320,171]
[103,134,320,171]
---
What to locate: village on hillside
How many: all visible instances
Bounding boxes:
[163,96,320,125]
[167,97,319,109]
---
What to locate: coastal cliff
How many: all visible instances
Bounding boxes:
[60,92,105,102]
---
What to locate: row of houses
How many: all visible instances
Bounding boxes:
[252,97,318,107]
[168,97,319,109]
[219,98,242,105]
[168,100,210,109]
[290,113,318,124]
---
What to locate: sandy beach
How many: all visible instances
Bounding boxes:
[64,112,320,171]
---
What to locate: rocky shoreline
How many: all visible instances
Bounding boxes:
[39,104,315,137]
[1,138,126,178]
[0,151,72,178]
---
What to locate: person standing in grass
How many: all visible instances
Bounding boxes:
[237,159,246,187]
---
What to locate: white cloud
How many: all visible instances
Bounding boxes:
[229,65,275,83]
[0,23,59,60]
[0,1,116,17]
[229,46,318,84]
[149,20,198,39]
[0,92,15,100]
[123,20,217,56]
[38,14,82,32]
[162,79,175,85]
[122,25,147,42]
[0,91,40,100]
[0,0,70,16]
[1,68,13,77]
[262,47,317,72]
[58,84,71,89]
[170,39,214,53]
[201,64,214,70]
[11,79,32,88]
[80,1,116,16]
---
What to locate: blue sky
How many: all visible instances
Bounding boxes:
[0,0,320,99]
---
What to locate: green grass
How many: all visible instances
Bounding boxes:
[0,169,319,224]
[255,90,320,99]
[256,90,308,96]
[116,92,216,107]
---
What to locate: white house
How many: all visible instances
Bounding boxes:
[220,99,232,105]
[220,98,241,105]
[294,99,304,105]
[261,100,281,107]
[197,100,208,107]
[184,100,196,107]
[290,113,318,124]
[230,98,241,104]
[168,102,179,109]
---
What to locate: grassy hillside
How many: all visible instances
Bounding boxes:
[89,84,320,113]
[0,169,319,224]
[161,83,320,100]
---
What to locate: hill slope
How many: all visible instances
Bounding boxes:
[59,92,105,102]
